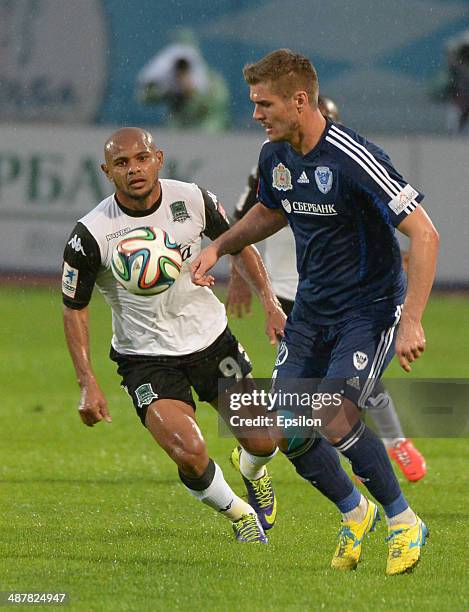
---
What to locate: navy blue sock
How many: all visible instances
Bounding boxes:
[285,437,361,513]
[334,421,408,517]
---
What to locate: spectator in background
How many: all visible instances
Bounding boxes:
[432,30,469,135]
[136,29,230,132]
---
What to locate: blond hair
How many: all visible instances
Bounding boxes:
[243,49,319,104]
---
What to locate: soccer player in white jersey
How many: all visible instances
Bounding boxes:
[62,127,285,544]
[192,50,439,574]
[227,96,427,483]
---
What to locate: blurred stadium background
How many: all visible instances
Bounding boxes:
[1,0,468,283]
[1,1,468,610]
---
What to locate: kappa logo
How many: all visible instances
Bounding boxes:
[272,163,292,191]
[135,383,159,408]
[314,166,333,194]
[170,200,191,223]
[297,171,309,184]
[281,198,292,213]
[68,234,86,256]
[353,351,368,371]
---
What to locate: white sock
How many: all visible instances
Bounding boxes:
[387,506,417,527]
[383,437,406,450]
[342,494,368,523]
[239,447,278,480]
[183,462,254,521]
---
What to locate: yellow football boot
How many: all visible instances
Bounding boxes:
[331,499,380,570]
[386,516,428,575]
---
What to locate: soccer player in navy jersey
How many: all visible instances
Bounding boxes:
[192,50,439,574]
[228,96,427,484]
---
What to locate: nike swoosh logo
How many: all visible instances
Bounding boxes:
[263,497,277,525]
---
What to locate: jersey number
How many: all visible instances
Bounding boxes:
[219,356,243,380]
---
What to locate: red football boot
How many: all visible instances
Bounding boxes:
[388,439,426,482]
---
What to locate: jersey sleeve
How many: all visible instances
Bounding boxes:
[335,138,424,227]
[233,166,259,220]
[199,187,231,240]
[257,144,281,210]
[62,222,101,309]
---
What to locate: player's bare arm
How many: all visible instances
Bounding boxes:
[63,305,111,427]
[191,203,287,285]
[232,245,286,343]
[396,206,440,372]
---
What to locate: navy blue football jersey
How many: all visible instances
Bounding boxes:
[257,119,424,324]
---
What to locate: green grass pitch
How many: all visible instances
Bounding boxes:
[1,286,468,611]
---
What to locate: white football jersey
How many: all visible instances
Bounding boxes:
[64,180,227,356]
[264,227,298,302]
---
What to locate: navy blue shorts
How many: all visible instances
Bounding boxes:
[273,302,402,408]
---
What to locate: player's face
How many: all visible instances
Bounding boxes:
[103,135,163,205]
[250,82,300,142]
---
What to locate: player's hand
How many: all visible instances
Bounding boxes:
[78,380,112,427]
[264,300,287,345]
[226,267,253,317]
[395,314,426,373]
[190,244,219,287]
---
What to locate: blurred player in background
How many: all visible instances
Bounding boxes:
[227,96,426,483]
[431,30,469,135]
[62,128,284,544]
[192,50,439,574]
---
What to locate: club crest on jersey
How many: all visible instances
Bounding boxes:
[314,166,333,194]
[135,383,159,408]
[353,351,368,371]
[170,200,191,223]
[272,163,292,191]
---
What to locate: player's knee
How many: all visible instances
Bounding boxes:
[317,395,361,443]
[238,437,276,456]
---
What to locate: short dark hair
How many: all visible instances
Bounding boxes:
[243,49,319,104]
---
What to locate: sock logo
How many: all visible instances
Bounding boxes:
[220,499,234,513]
